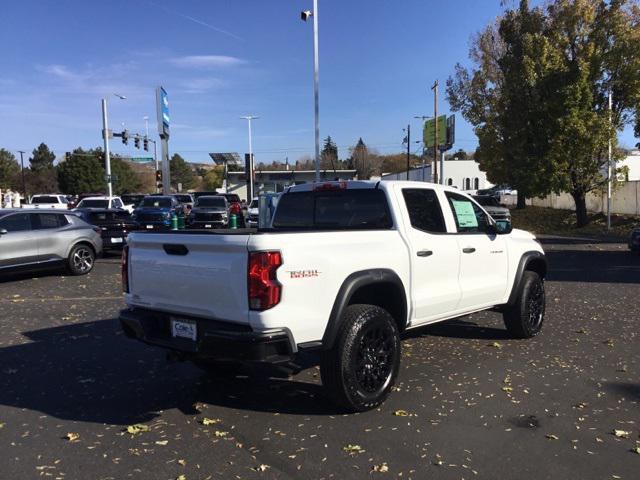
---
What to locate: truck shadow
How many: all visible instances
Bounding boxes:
[0,318,334,425]
[406,318,510,341]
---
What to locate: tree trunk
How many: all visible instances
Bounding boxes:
[572,192,589,227]
[516,190,526,209]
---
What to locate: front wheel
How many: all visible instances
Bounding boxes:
[320,304,401,412]
[503,271,545,338]
[67,244,95,275]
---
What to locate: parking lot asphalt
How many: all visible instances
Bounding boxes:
[0,238,639,480]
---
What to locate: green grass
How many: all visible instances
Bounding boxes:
[510,206,638,239]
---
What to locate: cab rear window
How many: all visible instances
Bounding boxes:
[272,189,392,230]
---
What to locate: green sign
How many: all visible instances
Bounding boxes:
[451,199,478,228]
[131,156,154,163]
[423,115,447,148]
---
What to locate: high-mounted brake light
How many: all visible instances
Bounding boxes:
[313,181,348,191]
[248,251,282,310]
[121,245,130,293]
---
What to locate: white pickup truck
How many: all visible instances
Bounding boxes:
[120,181,547,412]
[22,194,69,209]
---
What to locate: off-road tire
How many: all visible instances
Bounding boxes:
[503,271,545,338]
[67,244,95,276]
[320,304,401,412]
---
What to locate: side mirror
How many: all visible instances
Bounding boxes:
[0,228,8,235]
[495,219,513,234]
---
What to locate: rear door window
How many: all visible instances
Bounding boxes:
[402,188,447,233]
[33,213,67,229]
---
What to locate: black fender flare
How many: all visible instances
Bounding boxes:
[506,251,548,306]
[322,269,408,350]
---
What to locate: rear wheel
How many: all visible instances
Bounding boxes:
[320,304,401,412]
[503,271,545,338]
[67,244,95,276]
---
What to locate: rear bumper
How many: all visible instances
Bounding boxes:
[119,307,296,363]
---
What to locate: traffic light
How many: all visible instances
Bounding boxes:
[134,135,140,149]
[143,136,149,151]
[122,130,129,145]
[156,169,163,190]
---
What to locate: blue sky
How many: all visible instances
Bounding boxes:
[1,0,637,165]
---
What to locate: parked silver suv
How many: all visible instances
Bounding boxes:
[0,210,103,276]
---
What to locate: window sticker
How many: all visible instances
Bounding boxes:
[451,199,478,228]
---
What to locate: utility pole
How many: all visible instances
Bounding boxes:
[101,98,113,198]
[406,124,410,180]
[17,150,26,201]
[301,1,321,182]
[607,90,613,231]
[431,80,439,184]
[240,116,259,200]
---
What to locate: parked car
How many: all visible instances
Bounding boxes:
[0,209,102,275]
[121,194,147,211]
[73,209,137,251]
[628,227,640,254]
[219,193,245,227]
[187,196,229,229]
[472,195,511,221]
[246,197,259,227]
[22,194,70,210]
[75,196,133,214]
[120,180,547,412]
[173,194,194,213]
[132,195,183,230]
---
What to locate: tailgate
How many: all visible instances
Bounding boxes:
[126,232,250,323]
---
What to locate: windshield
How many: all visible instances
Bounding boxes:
[121,195,145,205]
[32,196,63,204]
[195,197,226,208]
[140,197,171,208]
[174,195,192,203]
[473,196,500,207]
[77,199,109,208]
[249,200,258,209]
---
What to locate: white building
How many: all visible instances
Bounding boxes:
[382,159,492,192]
[616,150,640,181]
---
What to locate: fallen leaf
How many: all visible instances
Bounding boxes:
[65,432,80,442]
[178,459,187,466]
[502,386,513,393]
[343,444,365,455]
[125,424,150,435]
[201,418,221,426]
[176,475,186,480]
[489,342,502,349]
[253,464,270,472]
[372,462,389,473]
[214,430,228,438]
[545,434,559,440]
[633,447,640,455]
[0,423,4,429]
[393,410,409,417]
[155,440,168,446]
[613,430,631,438]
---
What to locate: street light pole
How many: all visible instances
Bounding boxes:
[17,150,26,201]
[431,80,439,185]
[302,1,321,182]
[101,98,113,198]
[607,90,613,231]
[240,115,259,199]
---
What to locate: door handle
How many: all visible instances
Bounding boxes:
[462,247,476,254]
[416,250,433,257]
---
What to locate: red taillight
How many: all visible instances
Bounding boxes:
[122,245,129,293]
[248,251,282,310]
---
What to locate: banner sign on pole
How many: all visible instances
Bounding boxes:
[423,115,447,148]
[156,86,170,139]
